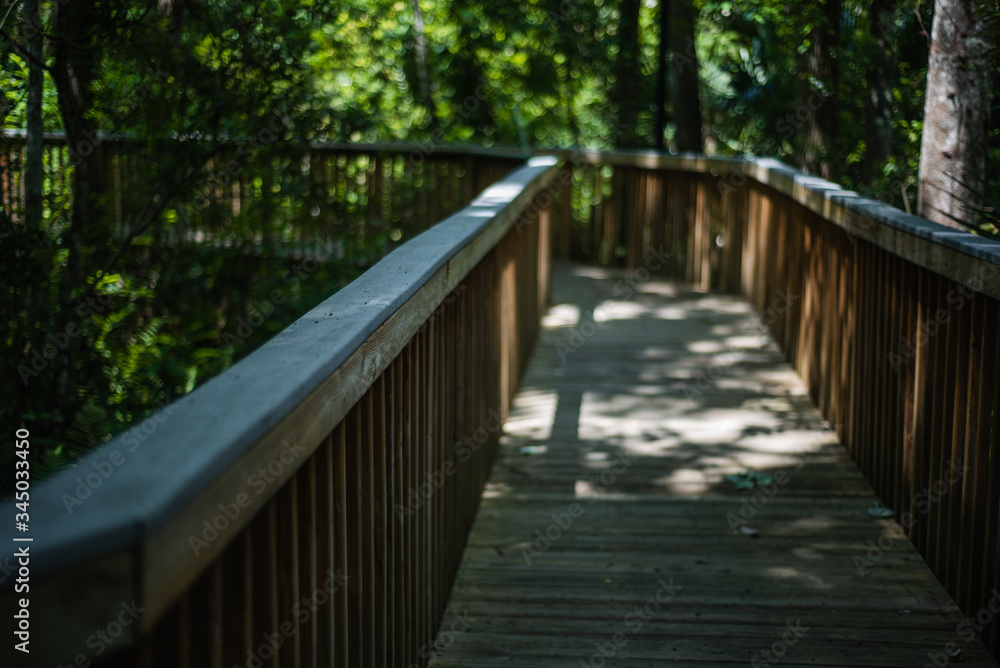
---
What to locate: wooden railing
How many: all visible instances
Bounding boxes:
[2,156,557,666]
[4,143,999,661]
[0,131,524,255]
[548,150,1000,655]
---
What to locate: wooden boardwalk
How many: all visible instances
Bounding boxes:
[428,263,998,668]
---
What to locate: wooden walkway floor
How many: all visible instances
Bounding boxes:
[429,263,998,668]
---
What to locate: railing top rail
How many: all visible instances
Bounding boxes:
[7,156,558,586]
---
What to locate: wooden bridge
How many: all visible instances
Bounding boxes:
[4,144,1000,667]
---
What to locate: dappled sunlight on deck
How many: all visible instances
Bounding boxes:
[429,263,998,667]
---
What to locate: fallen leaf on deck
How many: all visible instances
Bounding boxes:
[867,502,894,519]
[724,470,774,491]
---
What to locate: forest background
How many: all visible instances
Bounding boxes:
[0,0,996,490]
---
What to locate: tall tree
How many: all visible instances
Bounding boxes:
[670,0,702,152]
[50,0,107,438]
[863,0,897,183]
[613,0,642,147]
[917,0,994,228]
[794,0,841,180]
[408,0,440,137]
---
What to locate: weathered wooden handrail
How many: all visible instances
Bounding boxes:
[2,156,558,665]
[547,150,1000,655]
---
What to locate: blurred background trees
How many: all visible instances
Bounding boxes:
[1,0,998,486]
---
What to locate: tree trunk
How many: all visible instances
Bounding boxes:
[409,0,440,137]
[917,0,993,228]
[613,0,641,148]
[655,0,670,150]
[863,0,896,183]
[794,0,840,180]
[23,0,43,229]
[51,0,104,441]
[671,0,702,153]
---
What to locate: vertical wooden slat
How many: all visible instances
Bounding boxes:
[221,531,252,666]
[209,562,224,668]
[345,405,364,666]
[297,456,318,667]
[405,334,417,663]
[944,297,971,593]
[151,592,187,667]
[900,259,918,518]
[360,394,377,663]
[927,275,951,577]
[314,434,335,664]
[957,293,984,613]
[391,361,407,667]
[371,377,388,666]
[276,476,300,666]
[332,426,350,664]
[892,252,905,504]
[874,246,886,489]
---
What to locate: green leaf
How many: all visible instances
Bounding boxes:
[867,502,894,519]
[723,470,774,490]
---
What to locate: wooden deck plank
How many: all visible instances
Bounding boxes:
[428,264,997,668]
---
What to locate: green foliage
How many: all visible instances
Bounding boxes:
[1,0,998,493]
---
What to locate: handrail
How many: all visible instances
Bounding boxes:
[545,149,1000,300]
[2,155,559,665]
